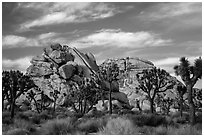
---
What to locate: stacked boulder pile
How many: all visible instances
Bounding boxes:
[26,43,99,110]
[25,43,131,112]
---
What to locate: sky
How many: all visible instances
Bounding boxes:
[2,2,202,88]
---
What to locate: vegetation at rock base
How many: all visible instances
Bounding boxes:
[2,70,36,119]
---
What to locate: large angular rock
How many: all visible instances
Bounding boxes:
[26,62,53,77]
[109,92,129,104]
[50,50,63,64]
[63,52,75,62]
[49,50,75,65]
[58,61,78,79]
[30,55,46,64]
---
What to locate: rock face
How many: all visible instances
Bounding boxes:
[100,57,183,113]
[26,44,99,111]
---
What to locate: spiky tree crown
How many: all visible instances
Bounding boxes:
[174,57,202,85]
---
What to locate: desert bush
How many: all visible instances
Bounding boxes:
[2,111,13,124]
[13,119,36,133]
[127,113,166,127]
[98,117,139,135]
[196,112,202,123]
[153,126,168,135]
[4,128,29,135]
[137,126,154,135]
[77,119,102,133]
[167,124,202,135]
[38,117,76,135]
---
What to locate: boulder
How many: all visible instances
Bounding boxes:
[49,50,75,65]
[58,61,77,79]
[50,50,62,64]
[107,92,129,104]
[30,55,46,64]
[26,62,53,77]
[43,47,53,56]
[63,52,75,62]
[77,65,91,77]
[95,99,129,111]
[51,43,62,50]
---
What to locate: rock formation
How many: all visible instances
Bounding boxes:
[25,43,132,112]
[100,57,185,112]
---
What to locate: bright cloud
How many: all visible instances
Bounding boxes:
[154,56,199,66]
[18,2,130,32]
[2,32,61,48]
[2,56,33,73]
[153,56,201,77]
[72,29,172,49]
[139,2,201,20]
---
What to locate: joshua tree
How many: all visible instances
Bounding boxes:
[65,77,100,115]
[2,70,35,119]
[174,57,202,125]
[136,68,175,113]
[99,62,119,114]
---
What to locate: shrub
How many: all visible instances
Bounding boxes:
[167,124,202,135]
[154,126,168,135]
[98,117,139,135]
[196,112,202,123]
[2,111,13,124]
[4,128,29,135]
[30,114,41,124]
[137,126,154,135]
[128,113,166,127]
[172,117,187,124]
[77,119,101,133]
[38,110,53,120]
[13,119,36,133]
[38,117,76,135]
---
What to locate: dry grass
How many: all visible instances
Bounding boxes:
[98,117,139,135]
[38,117,76,135]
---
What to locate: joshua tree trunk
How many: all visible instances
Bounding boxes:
[109,82,112,114]
[2,95,5,111]
[53,99,56,113]
[179,97,183,117]
[136,100,142,112]
[187,84,196,125]
[83,98,87,114]
[10,99,15,119]
[149,98,154,114]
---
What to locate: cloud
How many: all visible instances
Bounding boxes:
[18,2,130,31]
[2,32,61,48]
[2,35,39,48]
[139,2,201,20]
[154,56,199,66]
[72,29,172,49]
[2,56,33,73]
[153,56,200,76]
